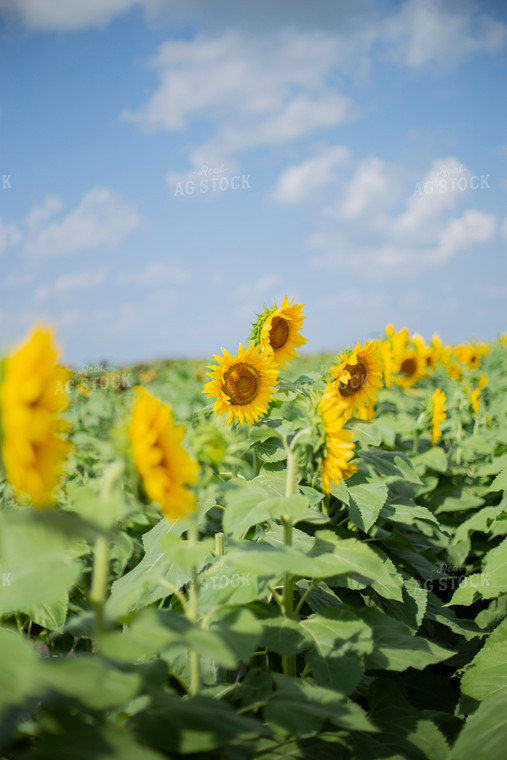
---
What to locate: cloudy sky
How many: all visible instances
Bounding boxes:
[0,0,506,366]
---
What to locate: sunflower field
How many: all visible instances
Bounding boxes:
[0,301,506,760]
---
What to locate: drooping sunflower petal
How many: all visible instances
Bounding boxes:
[129,387,198,520]
[0,326,71,507]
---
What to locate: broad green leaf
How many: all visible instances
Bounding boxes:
[460,618,507,703]
[448,691,507,760]
[264,675,376,736]
[0,513,82,616]
[359,450,423,484]
[450,537,507,605]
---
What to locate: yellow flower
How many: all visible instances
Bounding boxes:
[439,345,452,366]
[431,388,447,445]
[384,323,395,338]
[470,388,480,414]
[329,340,383,418]
[466,346,481,370]
[203,343,279,426]
[453,344,470,365]
[396,349,426,389]
[319,383,356,493]
[257,295,307,369]
[447,362,463,383]
[129,387,198,520]
[500,333,507,349]
[0,327,71,507]
[478,373,488,389]
[391,327,410,364]
[426,334,443,371]
[380,340,396,389]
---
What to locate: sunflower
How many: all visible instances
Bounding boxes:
[466,346,482,370]
[129,387,198,520]
[431,389,447,445]
[470,388,480,414]
[0,327,71,507]
[319,383,356,493]
[478,373,488,389]
[329,340,383,417]
[426,334,443,371]
[380,340,396,389]
[395,349,426,389]
[447,362,463,382]
[203,343,279,426]
[252,295,307,369]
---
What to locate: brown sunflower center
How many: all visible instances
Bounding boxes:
[400,358,417,377]
[269,317,289,351]
[222,362,260,405]
[339,361,367,397]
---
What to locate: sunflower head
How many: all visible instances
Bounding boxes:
[395,348,426,389]
[129,387,198,520]
[203,342,279,426]
[431,388,447,445]
[467,347,481,370]
[478,373,488,389]
[447,362,463,383]
[470,388,481,414]
[317,383,356,493]
[251,295,307,369]
[0,327,72,508]
[329,340,383,417]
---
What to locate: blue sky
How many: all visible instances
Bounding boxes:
[0,0,506,366]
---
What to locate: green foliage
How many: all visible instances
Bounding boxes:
[1,344,506,758]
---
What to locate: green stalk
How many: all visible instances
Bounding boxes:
[281,448,298,677]
[188,516,201,696]
[89,461,124,639]
[90,533,109,636]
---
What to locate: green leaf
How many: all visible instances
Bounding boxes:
[450,537,507,605]
[346,419,382,446]
[38,657,141,710]
[300,614,373,695]
[460,618,507,704]
[338,607,455,671]
[132,693,269,755]
[359,450,423,484]
[448,691,507,760]
[342,481,389,532]
[264,675,376,737]
[0,512,82,616]
[0,629,39,712]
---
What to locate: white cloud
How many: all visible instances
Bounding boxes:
[25,195,63,230]
[501,217,507,238]
[23,187,140,257]
[33,268,108,304]
[0,0,153,31]
[384,0,507,68]
[122,31,354,165]
[120,4,506,172]
[117,260,191,287]
[270,146,350,205]
[309,156,497,277]
[0,219,21,255]
[333,156,397,220]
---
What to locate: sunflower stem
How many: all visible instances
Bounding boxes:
[89,461,124,640]
[214,531,224,556]
[282,449,298,677]
[187,515,201,696]
[231,422,239,478]
[252,446,260,477]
